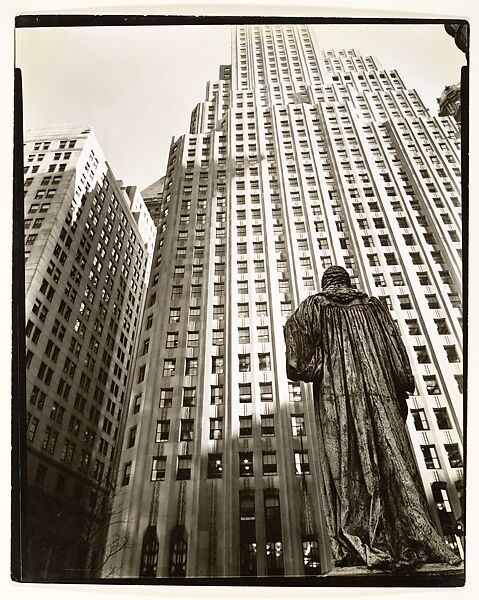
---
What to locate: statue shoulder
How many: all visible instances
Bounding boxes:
[368,295,387,311]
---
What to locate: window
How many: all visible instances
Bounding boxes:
[238,281,248,295]
[239,383,252,404]
[127,426,137,448]
[212,329,224,346]
[214,282,225,296]
[211,385,223,405]
[188,306,200,320]
[262,452,277,475]
[373,274,386,287]
[254,260,265,273]
[239,415,252,437]
[185,358,198,376]
[423,375,441,395]
[209,418,223,440]
[259,353,271,371]
[398,295,413,310]
[417,272,430,286]
[288,382,302,402]
[256,302,268,317]
[434,319,450,335]
[174,265,185,278]
[303,539,320,574]
[294,451,310,475]
[41,427,58,454]
[213,304,224,319]
[208,454,223,478]
[212,356,224,374]
[239,353,251,372]
[410,408,429,431]
[281,302,292,317]
[410,252,423,265]
[166,332,178,349]
[159,388,173,408]
[391,273,404,287]
[414,346,430,364]
[183,387,196,407]
[238,303,249,318]
[291,414,305,436]
[171,286,183,300]
[384,253,398,266]
[168,308,181,323]
[180,419,194,441]
[240,452,254,477]
[137,365,146,384]
[444,444,462,468]
[426,294,440,309]
[257,326,269,343]
[187,331,199,348]
[176,456,192,480]
[156,420,170,442]
[261,415,275,436]
[421,445,440,469]
[259,382,273,402]
[444,345,460,363]
[434,408,452,430]
[27,415,39,441]
[151,456,166,481]
[455,375,463,394]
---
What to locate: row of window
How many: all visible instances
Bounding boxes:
[421,444,463,469]
[29,138,76,151]
[122,449,311,486]
[162,326,271,349]
[140,352,273,381]
[120,441,462,487]
[164,297,293,320]
[132,382,302,413]
[26,416,111,478]
[129,413,305,447]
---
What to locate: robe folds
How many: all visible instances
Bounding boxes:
[284,288,460,569]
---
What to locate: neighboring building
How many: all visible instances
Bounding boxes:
[438,83,461,125]
[119,182,157,262]
[141,176,165,226]
[106,25,464,578]
[23,126,154,580]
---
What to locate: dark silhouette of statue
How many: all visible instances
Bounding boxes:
[284,266,461,569]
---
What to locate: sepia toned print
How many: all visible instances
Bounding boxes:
[17,20,466,584]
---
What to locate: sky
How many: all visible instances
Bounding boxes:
[15,23,465,191]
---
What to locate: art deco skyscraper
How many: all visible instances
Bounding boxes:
[23,126,155,579]
[107,25,463,577]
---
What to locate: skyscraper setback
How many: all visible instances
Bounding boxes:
[23,126,155,579]
[104,24,463,577]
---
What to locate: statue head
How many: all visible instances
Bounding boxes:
[321,266,351,290]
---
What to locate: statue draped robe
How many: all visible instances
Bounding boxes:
[284,288,460,568]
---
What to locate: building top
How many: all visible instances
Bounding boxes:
[141,176,165,199]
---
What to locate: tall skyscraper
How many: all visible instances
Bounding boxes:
[23,126,155,579]
[106,25,463,577]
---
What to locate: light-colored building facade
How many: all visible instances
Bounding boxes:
[23,126,155,579]
[106,25,464,578]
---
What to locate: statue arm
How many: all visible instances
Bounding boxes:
[284,296,322,383]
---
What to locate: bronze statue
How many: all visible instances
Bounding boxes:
[284,266,461,569]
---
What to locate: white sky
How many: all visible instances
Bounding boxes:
[16,23,465,192]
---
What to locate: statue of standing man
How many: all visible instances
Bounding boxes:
[284,266,461,569]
